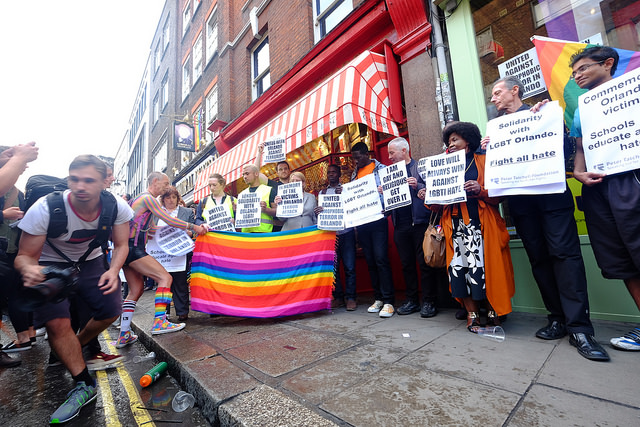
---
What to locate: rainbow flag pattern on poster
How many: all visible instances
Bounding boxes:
[532,36,640,128]
[190,226,335,317]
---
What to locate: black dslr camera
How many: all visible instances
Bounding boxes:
[21,266,78,310]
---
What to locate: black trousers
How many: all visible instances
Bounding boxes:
[509,187,593,334]
[393,222,445,304]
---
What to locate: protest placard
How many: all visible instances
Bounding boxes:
[276,181,303,218]
[422,150,467,205]
[263,135,286,163]
[498,47,547,100]
[378,161,412,211]
[206,204,235,232]
[317,194,344,231]
[155,226,194,257]
[578,66,640,175]
[417,157,428,181]
[146,236,187,272]
[342,174,383,228]
[485,101,566,196]
[235,192,262,228]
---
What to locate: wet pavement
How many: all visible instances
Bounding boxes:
[0,320,209,426]
[127,292,640,426]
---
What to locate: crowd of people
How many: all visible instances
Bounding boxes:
[1,45,639,424]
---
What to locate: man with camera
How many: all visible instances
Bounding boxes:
[15,155,133,423]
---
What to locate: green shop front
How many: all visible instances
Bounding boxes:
[439,0,640,322]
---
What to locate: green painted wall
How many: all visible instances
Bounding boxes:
[444,1,639,322]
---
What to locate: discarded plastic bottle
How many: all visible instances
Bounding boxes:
[172,391,196,412]
[132,351,156,364]
[140,361,168,387]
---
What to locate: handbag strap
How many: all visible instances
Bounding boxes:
[429,210,441,227]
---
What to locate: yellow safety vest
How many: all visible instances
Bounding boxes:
[240,185,274,233]
[202,194,236,226]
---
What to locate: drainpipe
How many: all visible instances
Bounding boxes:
[430,2,455,127]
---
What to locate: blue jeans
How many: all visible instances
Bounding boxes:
[357,218,395,305]
[333,230,357,300]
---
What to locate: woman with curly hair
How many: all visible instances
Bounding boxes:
[422,122,515,333]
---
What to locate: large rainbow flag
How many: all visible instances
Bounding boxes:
[532,36,640,127]
[190,226,335,317]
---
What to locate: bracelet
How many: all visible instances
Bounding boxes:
[188,223,193,230]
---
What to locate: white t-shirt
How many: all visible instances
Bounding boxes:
[19,190,134,263]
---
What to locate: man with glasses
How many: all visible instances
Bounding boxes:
[570,46,640,353]
[486,76,609,361]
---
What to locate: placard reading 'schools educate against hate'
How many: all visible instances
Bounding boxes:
[578,66,640,175]
[484,101,566,197]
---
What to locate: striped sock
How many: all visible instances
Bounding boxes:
[119,300,137,333]
[154,287,173,319]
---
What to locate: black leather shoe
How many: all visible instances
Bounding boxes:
[420,301,438,318]
[397,301,420,315]
[0,351,21,368]
[535,320,567,340]
[569,333,610,361]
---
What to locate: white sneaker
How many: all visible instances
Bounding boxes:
[35,327,47,337]
[367,300,384,313]
[379,304,395,318]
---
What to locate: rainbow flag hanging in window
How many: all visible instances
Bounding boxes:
[190,226,335,317]
[532,36,640,128]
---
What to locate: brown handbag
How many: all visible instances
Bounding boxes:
[423,212,446,268]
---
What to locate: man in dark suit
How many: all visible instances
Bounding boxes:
[485,76,609,361]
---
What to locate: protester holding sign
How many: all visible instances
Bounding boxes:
[255,141,291,231]
[350,142,396,318]
[422,122,514,333]
[570,46,640,353]
[274,172,317,231]
[159,187,195,322]
[315,164,357,311]
[485,76,608,362]
[195,173,236,232]
[238,164,276,233]
[385,137,446,319]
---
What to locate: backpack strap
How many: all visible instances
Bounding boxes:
[45,191,119,270]
[46,192,68,238]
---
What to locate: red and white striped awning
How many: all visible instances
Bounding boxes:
[194,50,400,202]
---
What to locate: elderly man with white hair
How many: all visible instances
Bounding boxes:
[386,137,447,318]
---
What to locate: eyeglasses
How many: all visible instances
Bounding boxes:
[570,60,605,79]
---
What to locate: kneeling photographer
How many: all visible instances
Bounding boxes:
[15,155,133,424]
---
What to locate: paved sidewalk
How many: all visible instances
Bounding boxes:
[131,291,639,426]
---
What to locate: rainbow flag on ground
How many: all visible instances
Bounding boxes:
[190,226,335,317]
[532,36,640,127]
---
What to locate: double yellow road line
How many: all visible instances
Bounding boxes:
[95,330,155,427]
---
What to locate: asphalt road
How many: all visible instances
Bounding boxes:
[1,321,209,426]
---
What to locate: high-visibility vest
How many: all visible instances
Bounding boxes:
[240,185,274,233]
[202,194,235,226]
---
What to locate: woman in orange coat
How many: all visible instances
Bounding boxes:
[423,121,515,333]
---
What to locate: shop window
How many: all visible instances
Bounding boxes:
[252,36,270,100]
[314,0,354,42]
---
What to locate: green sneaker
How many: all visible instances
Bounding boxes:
[49,381,97,424]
